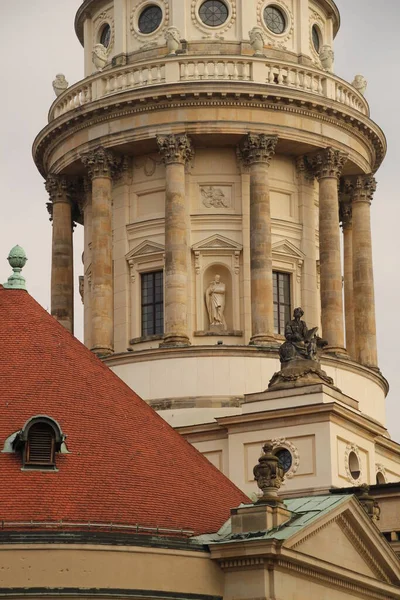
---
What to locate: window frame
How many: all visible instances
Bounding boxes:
[273,270,292,336]
[141,270,164,337]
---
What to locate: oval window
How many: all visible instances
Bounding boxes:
[275,448,292,473]
[349,451,360,480]
[264,5,286,35]
[100,24,111,48]
[199,0,229,27]
[138,5,163,34]
[312,24,321,53]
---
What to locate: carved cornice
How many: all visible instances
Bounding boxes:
[156,134,194,165]
[81,146,122,179]
[237,133,278,166]
[345,174,377,205]
[34,93,385,178]
[309,147,348,180]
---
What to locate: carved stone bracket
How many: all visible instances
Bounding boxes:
[345,174,376,205]
[81,147,122,179]
[156,133,194,165]
[339,201,352,230]
[237,133,278,166]
[296,156,315,182]
[309,147,348,180]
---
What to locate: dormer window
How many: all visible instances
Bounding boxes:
[25,423,56,467]
[12,416,65,470]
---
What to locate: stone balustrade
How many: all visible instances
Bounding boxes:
[49,55,369,121]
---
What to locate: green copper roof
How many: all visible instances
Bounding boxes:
[194,495,351,545]
[3,245,28,291]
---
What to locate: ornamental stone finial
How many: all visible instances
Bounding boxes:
[164,26,181,55]
[319,45,334,71]
[4,246,28,291]
[52,73,68,97]
[352,74,367,96]
[253,442,284,504]
[249,27,265,56]
[310,147,348,180]
[238,133,278,166]
[345,174,376,205]
[157,134,194,165]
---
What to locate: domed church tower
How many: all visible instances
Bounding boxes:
[33,0,400,498]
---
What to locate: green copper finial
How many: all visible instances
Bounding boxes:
[4,245,28,290]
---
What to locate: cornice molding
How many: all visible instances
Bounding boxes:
[33,88,385,178]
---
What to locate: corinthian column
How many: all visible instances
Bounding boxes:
[81,147,121,357]
[340,198,356,359]
[238,133,278,346]
[157,134,194,346]
[46,174,74,333]
[310,147,348,353]
[346,175,378,368]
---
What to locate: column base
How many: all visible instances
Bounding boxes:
[91,346,114,358]
[160,334,191,348]
[323,346,349,359]
[249,334,279,348]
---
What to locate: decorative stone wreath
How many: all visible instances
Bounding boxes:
[191,0,237,38]
[130,0,170,43]
[375,463,387,483]
[93,10,115,55]
[257,0,294,49]
[271,437,300,479]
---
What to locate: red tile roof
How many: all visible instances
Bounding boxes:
[0,286,249,535]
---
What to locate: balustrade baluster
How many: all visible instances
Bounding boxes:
[194,62,199,79]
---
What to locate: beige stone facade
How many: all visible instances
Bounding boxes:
[34,0,400,526]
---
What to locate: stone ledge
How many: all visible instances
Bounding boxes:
[194,330,243,337]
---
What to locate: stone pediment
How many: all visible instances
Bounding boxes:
[192,234,242,252]
[272,239,305,260]
[285,496,400,584]
[126,240,165,261]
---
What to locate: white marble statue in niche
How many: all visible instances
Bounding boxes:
[205,274,227,330]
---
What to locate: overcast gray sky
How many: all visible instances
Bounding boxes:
[1,1,400,437]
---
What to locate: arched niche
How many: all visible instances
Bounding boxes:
[203,264,233,332]
[192,235,242,335]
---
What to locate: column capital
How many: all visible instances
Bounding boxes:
[45,174,74,203]
[157,134,194,165]
[339,201,352,230]
[296,156,315,182]
[81,147,122,179]
[309,147,348,181]
[237,133,278,166]
[345,174,376,205]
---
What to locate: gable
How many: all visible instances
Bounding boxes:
[272,239,305,259]
[192,234,242,252]
[292,518,379,579]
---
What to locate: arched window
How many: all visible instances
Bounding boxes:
[12,416,64,469]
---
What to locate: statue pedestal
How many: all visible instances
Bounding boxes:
[269,358,337,391]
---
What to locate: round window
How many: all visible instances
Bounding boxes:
[312,24,321,53]
[349,451,360,480]
[264,5,286,35]
[275,448,292,473]
[138,5,163,34]
[199,0,229,27]
[100,24,111,48]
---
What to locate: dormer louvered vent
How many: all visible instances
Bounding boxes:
[25,423,55,466]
